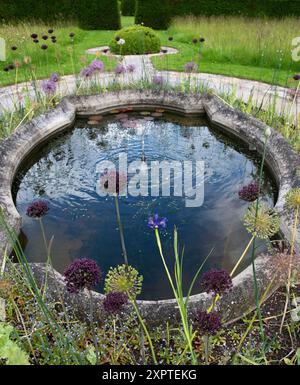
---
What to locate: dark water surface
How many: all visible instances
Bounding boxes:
[14,112,277,300]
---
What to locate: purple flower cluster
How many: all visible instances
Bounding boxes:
[238,181,259,202]
[293,74,300,81]
[127,64,136,73]
[41,79,56,95]
[200,269,232,296]
[184,61,198,73]
[114,64,126,75]
[152,75,164,86]
[194,311,222,336]
[26,200,49,218]
[148,214,167,230]
[103,292,128,314]
[41,73,60,95]
[80,59,105,78]
[64,258,102,294]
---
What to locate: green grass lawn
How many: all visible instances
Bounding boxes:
[0,16,299,88]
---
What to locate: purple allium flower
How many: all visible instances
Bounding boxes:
[8,64,15,70]
[31,33,38,39]
[199,38,205,43]
[114,64,126,75]
[11,46,17,51]
[102,48,109,54]
[26,200,49,218]
[50,73,60,83]
[168,36,173,41]
[69,32,75,38]
[48,28,54,34]
[115,36,121,42]
[192,38,198,44]
[64,258,102,294]
[238,181,259,202]
[80,66,94,78]
[103,292,128,314]
[33,39,39,44]
[152,74,164,86]
[41,44,48,50]
[148,214,167,230]
[127,64,135,73]
[90,59,104,72]
[41,79,56,95]
[42,35,48,41]
[51,35,56,41]
[184,61,198,73]
[3,66,9,72]
[200,269,233,296]
[293,74,300,81]
[194,311,222,336]
[161,49,168,54]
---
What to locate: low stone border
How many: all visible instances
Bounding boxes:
[0,90,299,325]
[85,46,178,57]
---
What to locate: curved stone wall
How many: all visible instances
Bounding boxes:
[0,90,299,325]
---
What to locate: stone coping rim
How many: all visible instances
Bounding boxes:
[0,90,299,324]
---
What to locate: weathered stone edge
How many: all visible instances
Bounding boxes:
[0,90,299,326]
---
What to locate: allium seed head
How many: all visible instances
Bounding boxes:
[194,311,222,336]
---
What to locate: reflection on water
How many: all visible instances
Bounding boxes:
[13,112,277,300]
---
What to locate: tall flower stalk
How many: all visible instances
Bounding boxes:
[149,215,211,365]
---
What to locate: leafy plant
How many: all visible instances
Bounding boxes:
[0,322,30,365]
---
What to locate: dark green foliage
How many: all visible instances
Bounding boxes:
[121,0,136,16]
[135,0,171,30]
[0,0,78,22]
[0,0,121,30]
[77,0,121,30]
[168,0,300,18]
[109,25,161,54]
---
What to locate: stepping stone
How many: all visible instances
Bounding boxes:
[144,116,154,121]
[87,120,100,125]
[140,111,151,116]
[152,112,163,117]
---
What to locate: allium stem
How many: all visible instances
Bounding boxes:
[280,205,299,333]
[88,290,100,364]
[114,195,129,266]
[203,335,209,365]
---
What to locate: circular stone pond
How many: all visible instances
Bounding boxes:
[13,110,277,300]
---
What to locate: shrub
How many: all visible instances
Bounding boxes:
[168,0,300,18]
[135,0,171,30]
[121,0,136,16]
[78,0,121,30]
[109,25,161,55]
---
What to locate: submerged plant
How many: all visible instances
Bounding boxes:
[104,264,143,299]
[64,258,102,294]
[243,202,280,239]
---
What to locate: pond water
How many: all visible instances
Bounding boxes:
[13,111,277,300]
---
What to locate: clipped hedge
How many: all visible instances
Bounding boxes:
[77,0,121,30]
[135,0,171,30]
[0,0,77,22]
[0,0,122,30]
[109,25,161,54]
[121,0,136,16]
[168,0,300,18]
